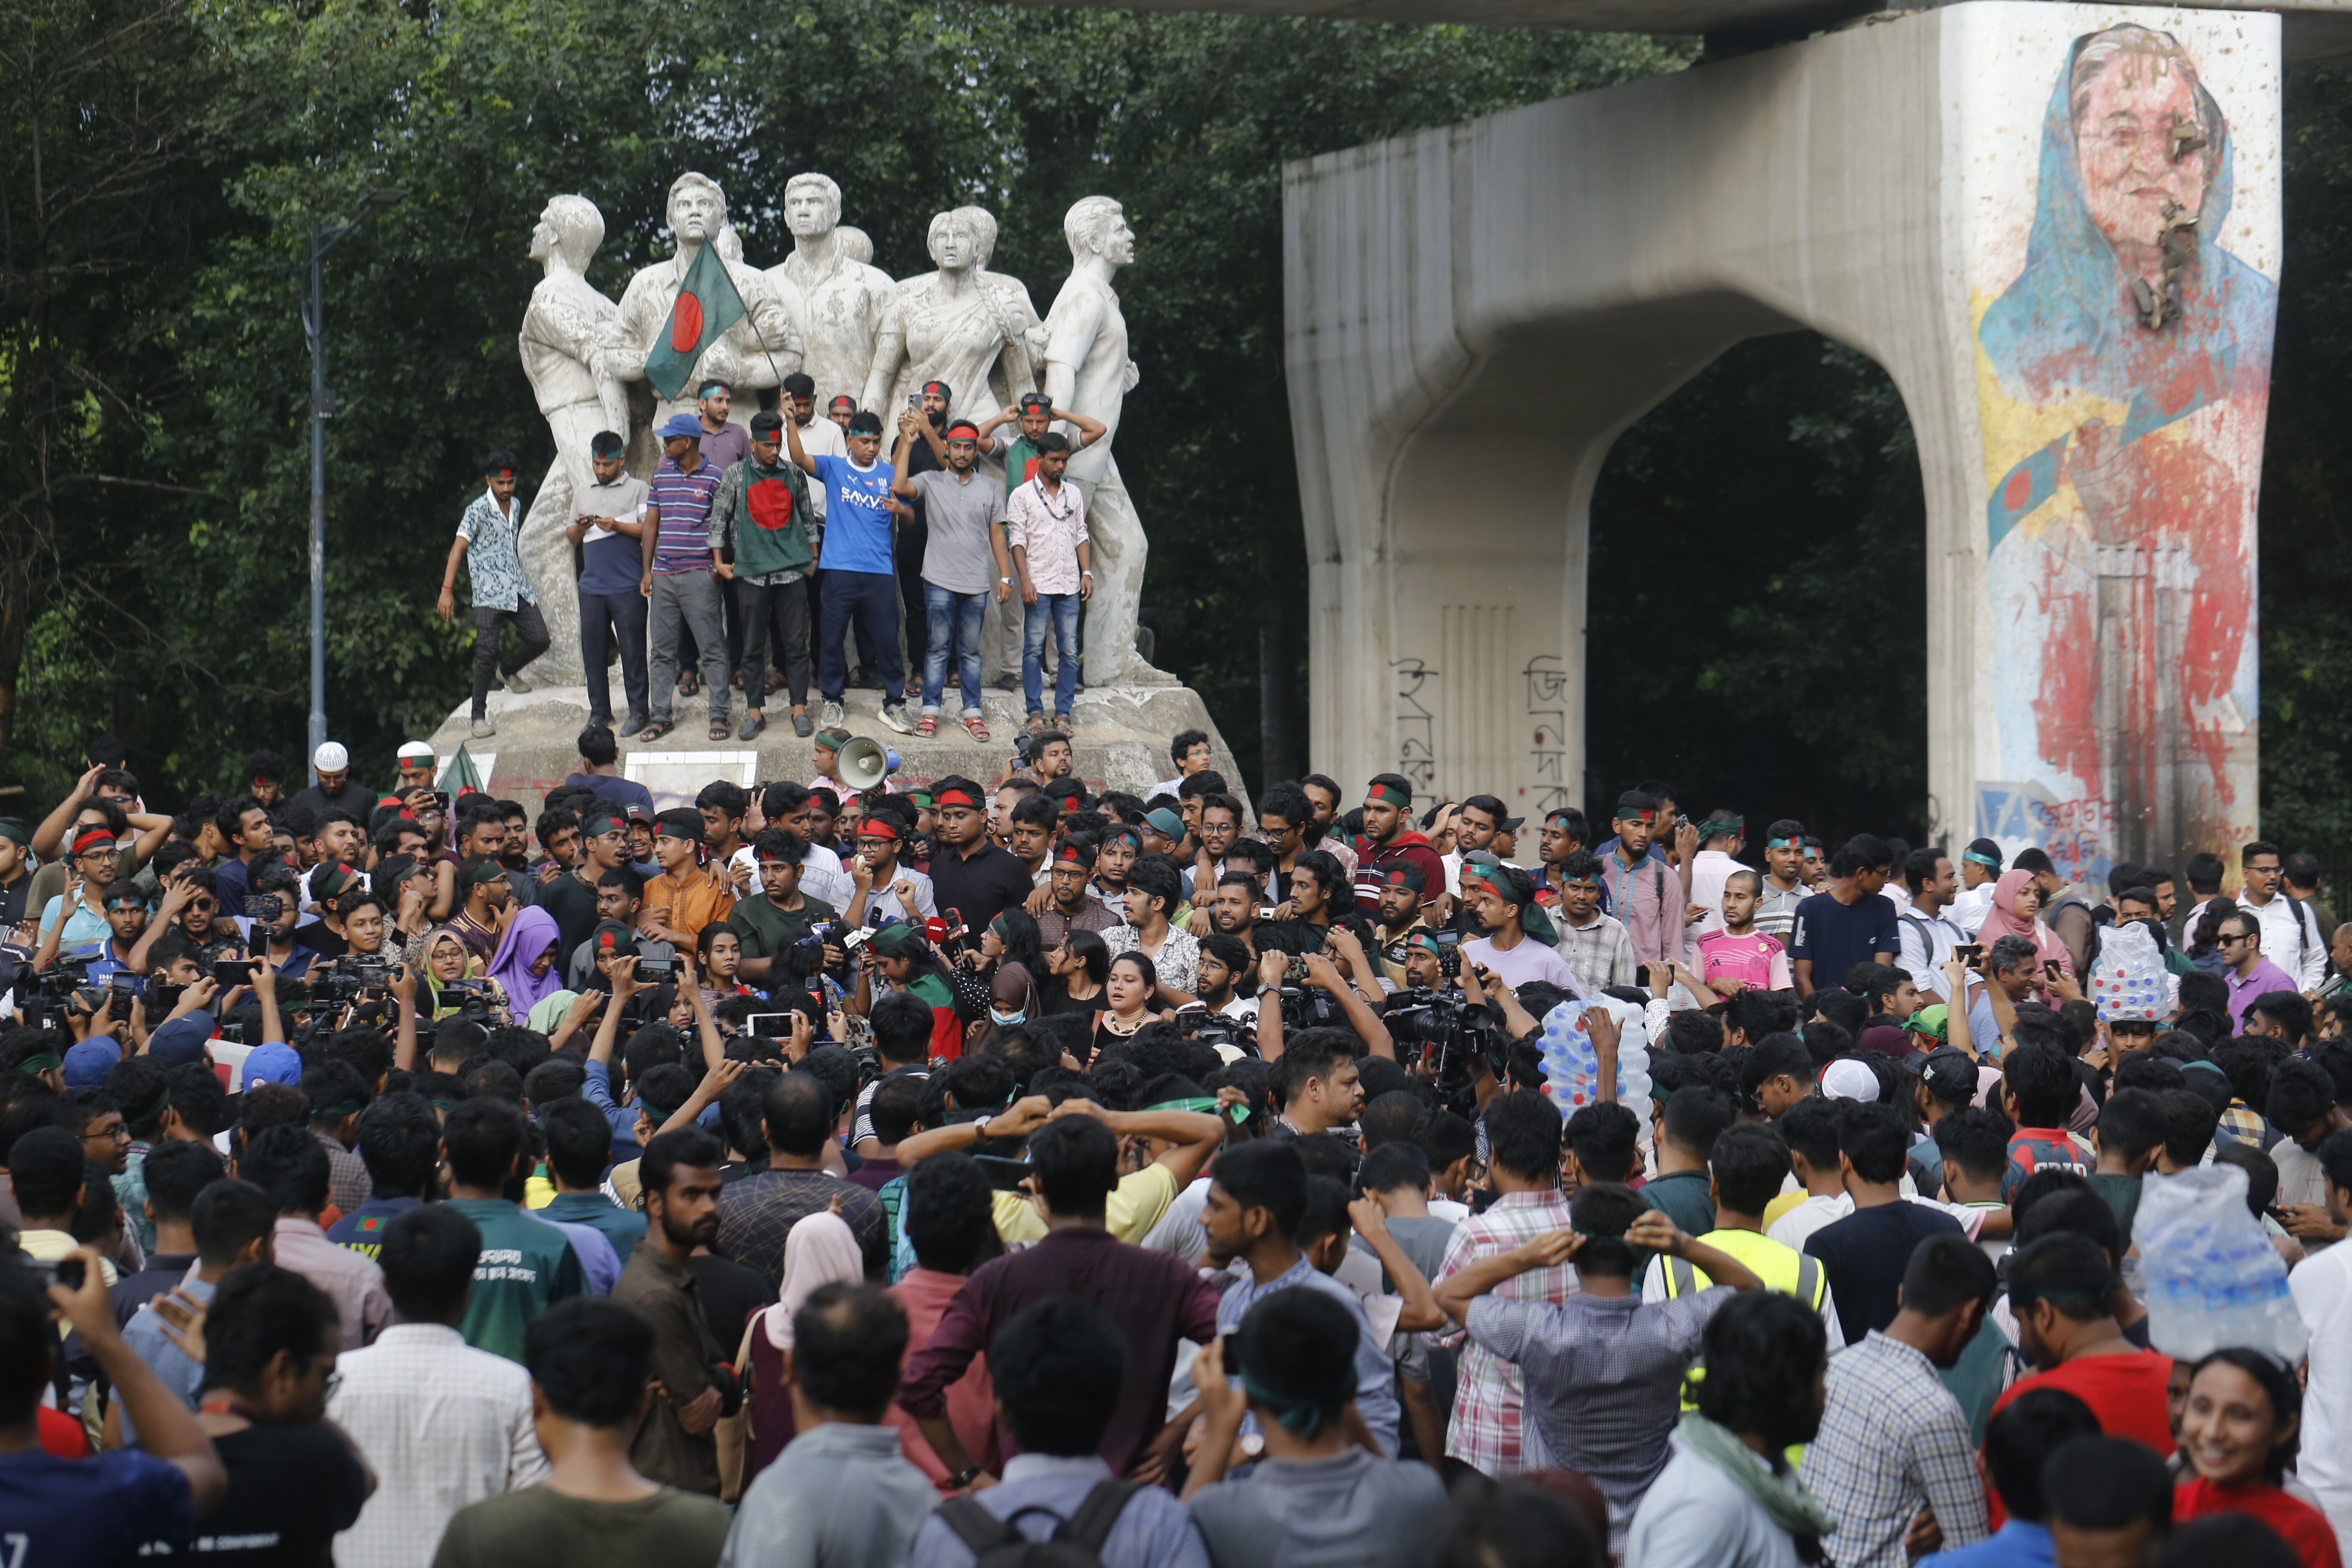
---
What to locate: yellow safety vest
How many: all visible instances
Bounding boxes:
[1660,1227,1827,1464]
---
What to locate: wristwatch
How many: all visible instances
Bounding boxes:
[971,1112,993,1139]
[949,1464,985,1489]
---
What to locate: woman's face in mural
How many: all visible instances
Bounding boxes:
[2074,53,2210,273]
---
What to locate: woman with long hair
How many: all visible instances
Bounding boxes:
[1092,951,1167,1057]
[974,908,1046,1016]
[1042,929,1111,1018]
[2174,1348,2340,1568]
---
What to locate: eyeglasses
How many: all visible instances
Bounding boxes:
[84,1123,131,1143]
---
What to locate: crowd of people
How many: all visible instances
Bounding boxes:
[446,378,1109,746]
[4,728,2352,1568]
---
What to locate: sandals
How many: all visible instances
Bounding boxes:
[708,720,732,741]
[637,720,674,742]
[678,672,701,697]
[964,715,991,742]
[1025,713,1046,735]
[916,715,938,737]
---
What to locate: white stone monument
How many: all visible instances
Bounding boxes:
[1041,196,1165,685]
[863,206,1041,422]
[512,194,629,686]
[765,174,897,416]
[602,172,802,434]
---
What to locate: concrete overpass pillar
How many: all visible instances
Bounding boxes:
[1286,2,2278,880]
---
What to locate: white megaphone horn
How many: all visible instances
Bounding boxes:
[837,737,900,791]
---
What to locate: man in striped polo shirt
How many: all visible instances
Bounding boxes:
[642,413,731,741]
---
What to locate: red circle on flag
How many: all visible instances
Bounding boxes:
[670,293,704,352]
[2003,468,2033,511]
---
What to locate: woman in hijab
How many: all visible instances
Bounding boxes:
[1978,868,2074,1001]
[418,927,488,1021]
[741,1207,865,1483]
[487,905,565,1018]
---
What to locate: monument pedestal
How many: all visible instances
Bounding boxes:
[425,679,1243,813]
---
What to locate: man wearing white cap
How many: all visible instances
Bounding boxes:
[395,741,438,793]
[287,742,377,821]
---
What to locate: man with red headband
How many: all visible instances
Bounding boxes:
[1036,838,1119,951]
[845,800,935,927]
[1351,774,1446,922]
[886,379,954,703]
[894,406,1009,742]
[438,451,551,740]
[709,410,815,742]
[925,775,1034,939]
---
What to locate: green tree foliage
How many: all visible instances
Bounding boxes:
[0,0,1685,802]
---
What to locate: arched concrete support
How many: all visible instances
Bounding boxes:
[1286,2,2279,879]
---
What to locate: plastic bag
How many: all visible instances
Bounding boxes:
[1536,995,1650,1109]
[2089,920,2168,1022]
[2133,1164,2307,1362]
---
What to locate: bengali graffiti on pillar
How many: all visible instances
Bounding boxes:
[1970,13,2277,882]
[1393,658,1440,792]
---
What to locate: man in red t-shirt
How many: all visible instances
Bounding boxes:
[1986,1232,2172,1524]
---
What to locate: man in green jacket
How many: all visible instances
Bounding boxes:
[711,410,817,741]
[441,1097,588,1363]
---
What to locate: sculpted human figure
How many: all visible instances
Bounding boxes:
[511,193,629,685]
[862,206,1040,423]
[604,173,800,431]
[1041,196,1165,684]
[764,175,897,416]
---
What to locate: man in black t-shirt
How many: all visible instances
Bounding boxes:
[925,776,1033,941]
[1804,1102,1964,1345]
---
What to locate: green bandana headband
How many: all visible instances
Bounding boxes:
[18,1051,62,1074]
[0,821,29,848]
[1148,1096,1219,1116]
[1766,836,1803,850]
[1697,814,1743,840]
[1365,781,1410,808]
[134,1086,172,1126]
[1240,1369,1332,1439]
[1963,850,2002,868]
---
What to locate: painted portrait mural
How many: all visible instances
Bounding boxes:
[1971,18,2276,884]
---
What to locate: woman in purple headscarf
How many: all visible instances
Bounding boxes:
[485,904,565,1018]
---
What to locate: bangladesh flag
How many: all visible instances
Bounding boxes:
[645,240,747,401]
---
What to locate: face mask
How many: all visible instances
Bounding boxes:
[990,1008,1026,1028]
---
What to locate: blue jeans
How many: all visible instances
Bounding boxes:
[922,584,986,716]
[1023,593,1080,716]
[818,569,903,703]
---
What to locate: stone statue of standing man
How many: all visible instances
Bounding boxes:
[512,193,630,686]
[603,172,801,433]
[1043,196,1164,684]
[765,173,897,416]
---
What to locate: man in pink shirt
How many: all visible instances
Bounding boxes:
[2217,907,2303,1028]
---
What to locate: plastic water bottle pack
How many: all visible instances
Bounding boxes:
[1535,995,1650,1109]
[2132,1164,2308,1362]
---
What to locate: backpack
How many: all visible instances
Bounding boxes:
[934,1480,1138,1568]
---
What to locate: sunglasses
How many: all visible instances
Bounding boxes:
[189,897,217,911]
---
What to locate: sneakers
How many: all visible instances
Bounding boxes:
[470,717,497,738]
[792,711,814,738]
[879,703,915,736]
[502,668,534,695]
[820,700,846,727]
[993,673,1019,691]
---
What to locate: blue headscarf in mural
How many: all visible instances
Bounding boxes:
[1978,24,2275,550]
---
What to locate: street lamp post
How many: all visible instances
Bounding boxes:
[300,187,406,782]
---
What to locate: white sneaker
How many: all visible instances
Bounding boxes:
[820,700,845,727]
[503,668,535,694]
[878,704,915,735]
[471,717,497,738]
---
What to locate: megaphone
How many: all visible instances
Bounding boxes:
[837,737,901,791]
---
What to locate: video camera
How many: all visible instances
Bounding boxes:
[1385,985,1508,1108]
[19,956,94,1032]
[313,952,395,1005]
